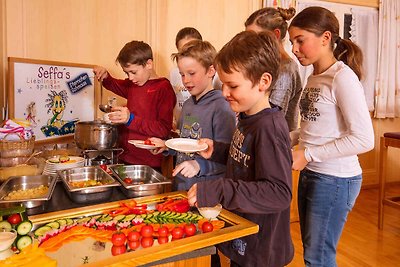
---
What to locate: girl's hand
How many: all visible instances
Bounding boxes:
[109,106,130,124]
[292,149,309,171]
[148,137,166,154]
[198,138,214,159]
[187,184,198,207]
[93,66,109,81]
[172,160,200,178]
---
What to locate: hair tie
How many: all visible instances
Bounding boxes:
[335,36,341,44]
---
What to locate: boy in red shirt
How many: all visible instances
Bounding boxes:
[94,40,176,169]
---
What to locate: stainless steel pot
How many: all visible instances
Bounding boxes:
[74,121,118,150]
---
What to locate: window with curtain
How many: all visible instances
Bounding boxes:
[374,0,400,118]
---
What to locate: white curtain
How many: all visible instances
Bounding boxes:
[375,0,400,118]
[350,8,379,112]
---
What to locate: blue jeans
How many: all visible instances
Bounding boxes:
[298,169,362,267]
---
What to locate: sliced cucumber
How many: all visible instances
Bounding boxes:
[123,214,136,222]
[145,213,154,219]
[0,221,12,231]
[16,220,33,235]
[149,217,158,223]
[34,225,52,237]
[76,217,91,224]
[91,215,102,221]
[112,215,126,222]
[169,212,180,218]
[56,219,67,227]
[100,214,110,220]
[99,215,112,222]
[163,211,172,217]
[65,218,74,225]
[16,235,32,250]
[46,221,60,229]
[48,158,59,163]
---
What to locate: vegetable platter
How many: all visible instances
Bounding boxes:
[26,191,259,267]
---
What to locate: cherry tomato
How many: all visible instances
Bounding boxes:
[7,214,22,225]
[157,236,169,244]
[111,245,127,256]
[128,240,141,250]
[111,232,127,246]
[123,178,133,184]
[141,236,154,248]
[144,139,155,145]
[127,230,141,242]
[171,227,184,239]
[201,221,214,233]
[157,226,169,237]
[184,223,197,237]
[140,225,154,238]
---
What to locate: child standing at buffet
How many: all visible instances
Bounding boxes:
[245,7,303,132]
[289,7,374,266]
[169,27,223,130]
[93,40,176,170]
[187,31,294,267]
[170,27,203,129]
[151,40,236,191]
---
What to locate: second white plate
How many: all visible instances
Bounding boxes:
[165,138,208,153]
[128,140,161,150]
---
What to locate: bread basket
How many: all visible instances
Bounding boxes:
[0,133,35,158]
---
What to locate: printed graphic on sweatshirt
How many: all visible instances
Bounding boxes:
[177,115,202,163]
[232,238,247,256]
[229,129,251,167]
[180,114,202,139]
[300,87,321,122]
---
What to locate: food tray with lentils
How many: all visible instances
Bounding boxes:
[1,192,258,267]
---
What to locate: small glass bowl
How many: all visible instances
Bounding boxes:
[0,229,17,252]
[198,203,222,220]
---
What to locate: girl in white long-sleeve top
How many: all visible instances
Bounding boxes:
[289,6,374,267]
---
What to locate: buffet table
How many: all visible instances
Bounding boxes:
[28,190,259,267]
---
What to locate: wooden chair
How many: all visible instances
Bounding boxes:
[378,132,400,229]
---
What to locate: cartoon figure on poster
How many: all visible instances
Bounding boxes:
[40,90,77,137]
[25,101,37,127]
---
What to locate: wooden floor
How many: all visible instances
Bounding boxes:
[288,185,400,266]
[220,186,400,267]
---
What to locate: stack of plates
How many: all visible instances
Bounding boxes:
[42,156,85,176]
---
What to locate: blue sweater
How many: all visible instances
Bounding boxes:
[174,89,236,190]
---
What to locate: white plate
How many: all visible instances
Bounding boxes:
[128,140,161,150]
[46,156,85,165]
[165,138,208,153]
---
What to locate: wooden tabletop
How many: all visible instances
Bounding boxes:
[29,191,259,267]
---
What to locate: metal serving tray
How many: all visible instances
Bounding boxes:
[110,165,171,197]
[0,175,57,208]
[58,166,119,203]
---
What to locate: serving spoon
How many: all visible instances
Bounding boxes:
[98,81,112,113]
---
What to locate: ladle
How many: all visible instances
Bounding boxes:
[98,81,112,113]
[23,151,43,164]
